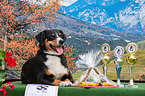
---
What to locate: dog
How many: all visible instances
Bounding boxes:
[21,29,73,86]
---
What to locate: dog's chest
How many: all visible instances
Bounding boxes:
[44,55,67,79]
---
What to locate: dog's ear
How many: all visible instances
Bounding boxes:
[35,30,46,46]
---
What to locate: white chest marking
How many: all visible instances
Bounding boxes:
[44,55,67,79]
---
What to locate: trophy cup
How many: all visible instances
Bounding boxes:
[114,46,124,87]
[125,43,138,88]
[101,43,111,77]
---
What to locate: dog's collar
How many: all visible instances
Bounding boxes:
[44,53,62,57]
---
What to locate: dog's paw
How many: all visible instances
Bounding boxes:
[59,81,72,87]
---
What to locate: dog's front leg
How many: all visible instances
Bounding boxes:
[37,71,63,86]
[52,79,62,86]
[36,71,54,84]
[59,72,73,87]
[38,74,69,86]
[61,70,73,83]
[59,80,72,87]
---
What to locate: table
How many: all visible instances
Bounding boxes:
[0,81,145,96]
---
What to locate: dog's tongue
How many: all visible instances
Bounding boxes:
[56,47,63,54]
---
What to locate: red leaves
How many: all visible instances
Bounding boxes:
[4,52,16,68]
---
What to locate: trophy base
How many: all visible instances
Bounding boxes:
[117,84,124,88]
[124,84,138,88]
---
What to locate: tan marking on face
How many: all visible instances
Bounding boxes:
[45,39,58,51]
[59,33,62,36]
[52,33,55,37]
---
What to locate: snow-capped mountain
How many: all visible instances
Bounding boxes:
[60,0,78,6]
[59,0,145,33]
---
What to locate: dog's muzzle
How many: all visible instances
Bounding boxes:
[59,40,64,46]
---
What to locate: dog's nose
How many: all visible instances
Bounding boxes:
[59,40,64,45]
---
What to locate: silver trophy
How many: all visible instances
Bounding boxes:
[125,43,138,88]
[101,43,111,77]
[114,46,124,87]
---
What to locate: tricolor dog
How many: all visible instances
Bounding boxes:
[21,29,73,86]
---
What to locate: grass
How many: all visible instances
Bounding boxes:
[72,71,84,80]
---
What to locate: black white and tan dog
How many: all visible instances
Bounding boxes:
[21,29,73,86]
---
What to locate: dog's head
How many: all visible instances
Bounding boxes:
[35,29,66,55]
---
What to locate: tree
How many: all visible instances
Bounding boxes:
[64,45,81,73]
[0,0,63,50]
[5,35,38,74]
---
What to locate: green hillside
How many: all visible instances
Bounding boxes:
[138,40,145,49]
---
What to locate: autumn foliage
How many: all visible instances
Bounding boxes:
[2,35,39,73]
[0,0,63,35]
[64,45,81,73]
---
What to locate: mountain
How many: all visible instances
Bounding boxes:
[34,13,145,54]
[59,0,145,33]
[60,0,78,6]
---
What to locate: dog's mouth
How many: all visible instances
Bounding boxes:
[50,44,63,55]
